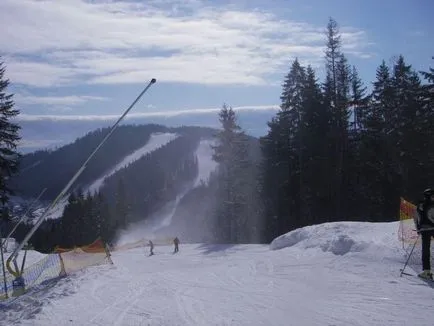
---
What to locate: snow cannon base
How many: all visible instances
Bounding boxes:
[12,276,26,297]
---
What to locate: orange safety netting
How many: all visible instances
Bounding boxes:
[53,238,108,254]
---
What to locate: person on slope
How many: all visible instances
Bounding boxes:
[173,237,180,253]
[416,188,434,280]
[148,240,154,256]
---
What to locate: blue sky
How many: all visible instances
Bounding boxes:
[1,0,433,150]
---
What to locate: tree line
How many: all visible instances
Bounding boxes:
[208,18,433,243]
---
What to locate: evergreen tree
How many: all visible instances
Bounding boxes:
[349,66,368,132]
[61,192,79,247]
[260,59,312,240]
[323,17,351,220]
[324,17,341,108]
[390,56,429,200]
[212,104,254,243]
[114,178,129,229]
[96,191,114,244]
[419,58,434,189]
[299,66,332,224]
[0,59,21,219]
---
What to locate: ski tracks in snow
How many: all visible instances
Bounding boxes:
[7,237,433,326]
[155,247,280,326]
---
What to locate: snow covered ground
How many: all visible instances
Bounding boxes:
[2,221,434,326]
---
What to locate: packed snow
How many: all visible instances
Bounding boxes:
[2,221,434,326]
[193,139,218,187]
[87,132,178,194]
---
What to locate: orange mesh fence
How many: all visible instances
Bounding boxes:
[398,197,418,246]
[1,238,112,301]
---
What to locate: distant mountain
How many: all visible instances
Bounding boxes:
[17,108,276,153]
[11,124,214,200]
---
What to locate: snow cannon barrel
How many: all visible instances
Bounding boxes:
[151,78,157,84]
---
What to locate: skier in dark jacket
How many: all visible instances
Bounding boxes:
[148,240,154,256]
[173,237,179,253]
[416,188,434,280]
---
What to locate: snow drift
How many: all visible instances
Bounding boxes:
[270,221,400,257]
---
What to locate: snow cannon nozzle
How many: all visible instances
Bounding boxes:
[151,78,157,84]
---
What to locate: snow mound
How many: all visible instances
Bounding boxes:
[270,221,397,256]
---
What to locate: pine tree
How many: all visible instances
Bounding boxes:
[391,56,429,199]
[324,17,341,108]
[114,178,129,229]
[212,104,253,243]
[349,66,368,132]
[278,59,306,229]
[0,59,21,219]
[323,17,351,220]
[260,59,309,240]
[419,58,434,190]
[61,192,79,247]
[300,66,331,224]
[358,61,394,218]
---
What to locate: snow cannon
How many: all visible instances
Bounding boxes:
[151,78,157,84]
[12,275,25,297]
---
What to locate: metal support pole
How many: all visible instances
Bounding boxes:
[6,79,157,276]
[1,188,47,249]
[400,233,420,277]
[1,226,9,298]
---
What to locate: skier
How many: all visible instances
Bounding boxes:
[416,188,434,280]
[148,240,154,256]
[173,237,179,253]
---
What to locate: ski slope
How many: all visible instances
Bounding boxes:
[2,221,434,326]
[87,132,178,194]
[193,139,218,187]
[154,138,218,229]
[36,132,178,222]
[114,138,219,244]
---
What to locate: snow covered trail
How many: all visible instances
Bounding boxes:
[35,133,178,222]
[3,222,434,326]
[87,132,178,194]
[193,138,218,187]
[115,138,218,243]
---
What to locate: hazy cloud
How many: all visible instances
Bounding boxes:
[16,105,280,121]
[14,94,107,106]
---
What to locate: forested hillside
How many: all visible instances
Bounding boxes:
[11,124,215,200]
[3,122,263,251]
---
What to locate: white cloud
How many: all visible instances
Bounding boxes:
[16,105,280,121]
[18,138,65,149]
[1,0,373,87]
[14,94,107,106]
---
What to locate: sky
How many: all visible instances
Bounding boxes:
[0,0,433,151]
